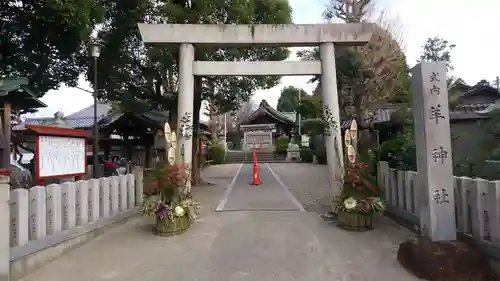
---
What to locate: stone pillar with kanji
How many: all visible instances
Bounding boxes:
[396,63,491,281]
[412,62,456,241]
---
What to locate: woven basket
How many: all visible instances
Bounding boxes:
[337,211,374,231]
[153,215,192,236]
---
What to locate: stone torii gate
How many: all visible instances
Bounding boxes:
[137,23,373,191]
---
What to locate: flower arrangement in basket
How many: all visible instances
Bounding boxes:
[332,162,386,214]
[332,120,386,231]
[140,162,200,236]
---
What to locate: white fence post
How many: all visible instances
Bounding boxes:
[471,178,488,241]
[488,180,500,247]
[133,167,144,206]
[404,171,414,213]
[75,180,89,225]
[110,176,119,215]
[389,169,397,207]
[460,177,473,234]
[99,177,110,218]
[29,186,46,240]
[383,169,391,205]
[10,189,29,247]
[118,175,127,212]
[88,179,99,222]
[61,182,76,230]
[46,184,62,235]
[377,161,389,192]
[127,174,135,209]
[409,171,419,215]
[397,170,405,210]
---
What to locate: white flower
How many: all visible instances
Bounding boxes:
[174,206,185,217]
[344,197,357,210]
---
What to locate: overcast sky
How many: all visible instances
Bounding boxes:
[31,0,500,118]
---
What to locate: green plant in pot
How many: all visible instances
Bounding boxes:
[333,120,386,231]
[140,162,200,236]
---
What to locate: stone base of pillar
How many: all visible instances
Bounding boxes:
[397,236,491,281]
[0,175,9,281]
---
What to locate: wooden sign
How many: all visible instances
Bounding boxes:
[37,136,86,179]
[347,145,356,163]
[167,147,176,164]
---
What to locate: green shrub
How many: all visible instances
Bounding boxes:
[208,144,225,165]
[379,135,416,171]
[276,135,289,155]
[300,148,314,163]
[302,119,324,135]
[313,135,327,164]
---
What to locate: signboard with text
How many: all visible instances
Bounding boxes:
[37,136,86,179]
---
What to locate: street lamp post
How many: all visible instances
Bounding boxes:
[88,40,103,178]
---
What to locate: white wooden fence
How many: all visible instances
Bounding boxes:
[378,161,500,259]
[9,173,144,248]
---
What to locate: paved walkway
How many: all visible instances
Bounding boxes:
[217,163,304,211]
[20,164,419,281]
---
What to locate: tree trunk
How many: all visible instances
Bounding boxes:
[191,76,204,186]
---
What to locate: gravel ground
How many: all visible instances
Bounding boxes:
[267,163,334,214]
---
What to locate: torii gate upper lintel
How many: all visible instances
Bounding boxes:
[137,23,373,193]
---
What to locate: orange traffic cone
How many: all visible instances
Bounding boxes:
[252,162,261,185]
[251,146,261,185]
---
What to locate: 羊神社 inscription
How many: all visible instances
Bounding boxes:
[411,62,456,241]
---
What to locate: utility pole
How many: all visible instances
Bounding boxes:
[224,112,227,152]
[297,91,301,136]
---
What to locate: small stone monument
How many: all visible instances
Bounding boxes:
[286,134,301,162]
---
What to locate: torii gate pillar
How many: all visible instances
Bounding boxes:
[138,23,373,193]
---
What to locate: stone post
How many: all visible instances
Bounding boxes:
[75,180,89,225]
[0,175,9,281]
[319,42,344,195]
[177,43,194,191]
[412,62,456,241]
[46,184,62,235]
[10,189,29,247]
[118,175,127,212]
[29,185,46,240]
[126,173,135,209]
[87,179,100,222]
[133,166,143,206]
[377,161,390,192]
[109,176,119,215]
[61,182,76,230]
[99,177,110,218]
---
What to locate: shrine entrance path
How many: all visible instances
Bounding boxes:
[217,163,305,211]
[20,164,419,281]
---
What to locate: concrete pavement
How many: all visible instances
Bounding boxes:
[217,163,304,212]
[19,163,419,281]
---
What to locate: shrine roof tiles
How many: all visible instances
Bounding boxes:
[244,99,295,125]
